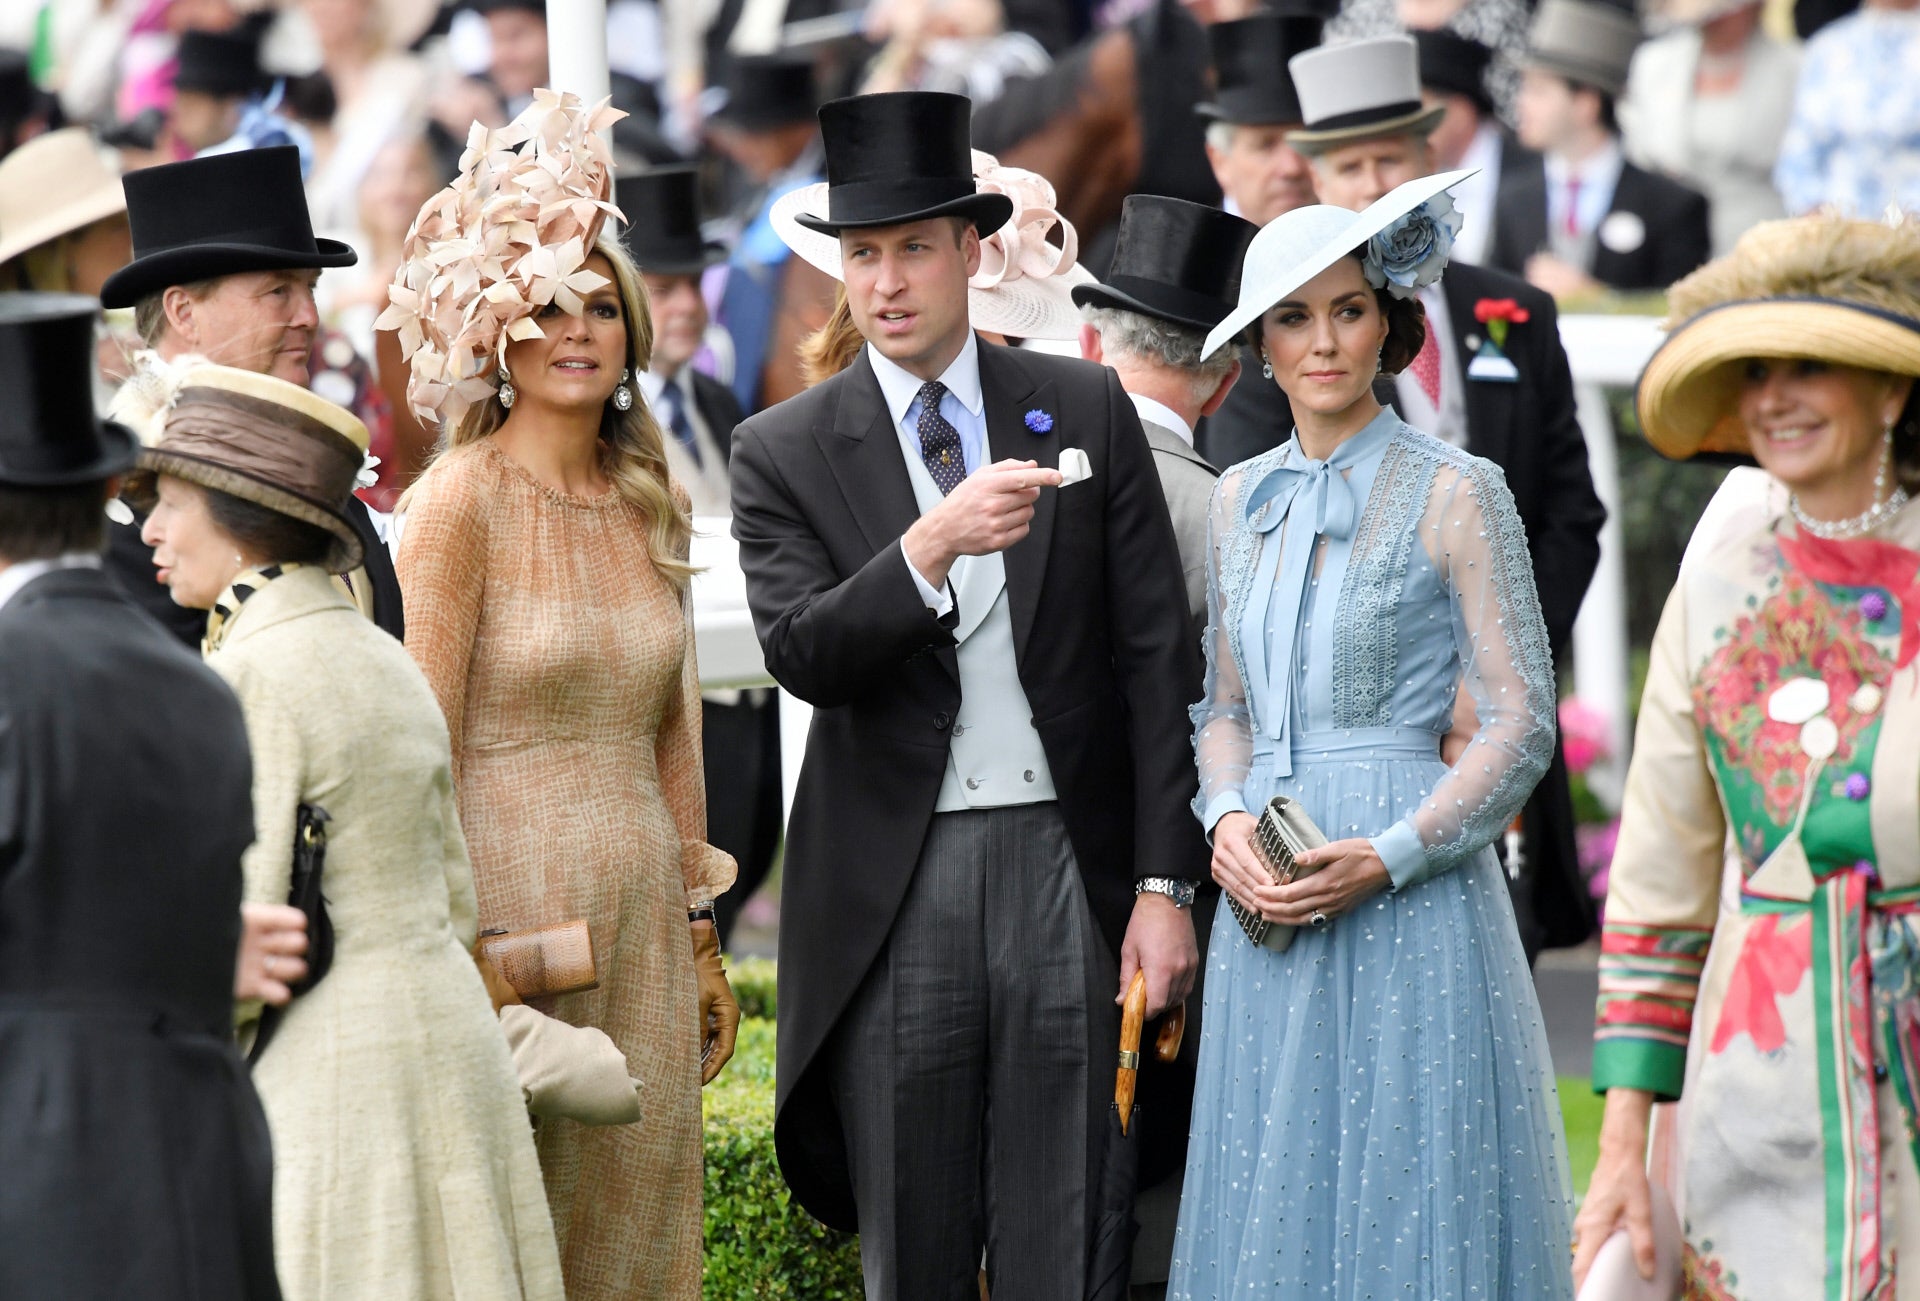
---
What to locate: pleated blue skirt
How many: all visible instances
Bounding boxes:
[1168,751,1575,1300]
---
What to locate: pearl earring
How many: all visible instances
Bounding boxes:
[612,366,634,412]
[498,366,516,410]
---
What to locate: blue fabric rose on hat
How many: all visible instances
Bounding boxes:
[1362,194,1463,300]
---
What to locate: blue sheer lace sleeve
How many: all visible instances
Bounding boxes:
[1370,456,1556,889]
[1190,470,1255,834]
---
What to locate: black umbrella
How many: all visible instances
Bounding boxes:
[1088,973,1187,1299]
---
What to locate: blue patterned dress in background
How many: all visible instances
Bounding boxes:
[1170,409,1574,1299]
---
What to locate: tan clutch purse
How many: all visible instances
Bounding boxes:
[477,920,598,999]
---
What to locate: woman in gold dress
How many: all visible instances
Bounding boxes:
[384,92,738,1300]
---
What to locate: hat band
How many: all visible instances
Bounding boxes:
[1304,99,1424,133]
[1209,86,1307,125]
[823,177,980,224]
[1102,274,1236,328]
[155,387,362,513]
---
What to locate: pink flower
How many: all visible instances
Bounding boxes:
[1558,697,1611,775]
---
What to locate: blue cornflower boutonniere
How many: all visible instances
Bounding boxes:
[1025,408,1054,434]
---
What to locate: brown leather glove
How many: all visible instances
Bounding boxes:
[692,922,739,1085]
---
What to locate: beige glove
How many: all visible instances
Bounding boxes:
[498,1005,642,1126]
[693,922,739,1085]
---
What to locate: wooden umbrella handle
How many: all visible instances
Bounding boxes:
[1116,970,1147,1135]
[1155,1001,1186,1063]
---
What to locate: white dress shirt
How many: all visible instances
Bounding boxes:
[1128,392,1194,448]
[1394,284,1468,448]
[1544,139,1625,240]
[0,553,103,613]
[639,365,732,517]
[1451,124,1506,265]
[867,335,988,616]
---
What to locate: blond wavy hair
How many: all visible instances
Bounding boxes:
[799,285,866,388]
[404,233,695,589]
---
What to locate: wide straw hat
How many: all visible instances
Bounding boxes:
[1636,215,1920,460]
[129,364,370,573]
[1203,168,1474,360]
[0,128,128,267]
[772,150,1094,340]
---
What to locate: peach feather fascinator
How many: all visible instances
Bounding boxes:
[375,89,628,428]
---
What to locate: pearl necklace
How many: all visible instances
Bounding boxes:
[1790,446,1911,539]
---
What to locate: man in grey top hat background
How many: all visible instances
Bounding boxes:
[1288,33,1607,963]
[1492,0,1712,295]
[1072,192,1256,1301]
[1191,9,1328,470]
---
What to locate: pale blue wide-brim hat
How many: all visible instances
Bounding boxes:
[1202,168,1476,360]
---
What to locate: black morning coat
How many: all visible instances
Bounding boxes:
[728,338,1205,1230]
[1489,157,1712,293]
[1197,261,1606,954]
[0,567,279,1300]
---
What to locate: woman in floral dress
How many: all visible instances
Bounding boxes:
[1577,212,1920,1300]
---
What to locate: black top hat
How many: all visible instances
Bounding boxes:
[615,166,727,276]
[0,294,138,487]
[1195,13,1325,127]
[99,146,356,309]
[1072,196,1258,332]
[707,55,819,132]
[173,27,267,99]
[461,0,546,14]
[793,92,1013,237]
[1415,29,1497,118]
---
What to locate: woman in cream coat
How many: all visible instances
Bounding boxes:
[131,362,564,1301]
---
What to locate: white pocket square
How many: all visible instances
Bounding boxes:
[1059,447,1092,486]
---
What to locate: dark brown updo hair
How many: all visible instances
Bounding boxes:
[1245,248,1429,376]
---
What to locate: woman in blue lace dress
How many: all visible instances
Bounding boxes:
[1168,173,1575,1298]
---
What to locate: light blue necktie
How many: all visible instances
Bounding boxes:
[1237,442,1363,778]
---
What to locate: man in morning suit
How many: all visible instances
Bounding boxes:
[617,164,780,950]
[1072,193,1256,1301]
[97,144,404,644]
[1492,0,1712,297]
[1289,35,1607,960]
[1192,10,1326,471]
[0,294,279,1299]
[729,90,1202,1299]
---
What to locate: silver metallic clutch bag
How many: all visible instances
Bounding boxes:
[1225,794,1330,952]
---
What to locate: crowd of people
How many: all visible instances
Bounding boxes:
[4,0,1920,1298]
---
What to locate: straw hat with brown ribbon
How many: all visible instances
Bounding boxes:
[126,363,370,573]
[1636,214,1920,461]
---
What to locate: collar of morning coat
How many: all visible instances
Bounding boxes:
[866,330,985,430]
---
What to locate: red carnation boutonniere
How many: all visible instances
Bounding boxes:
[1467,298,1530,383]
[1473,297,1532,350]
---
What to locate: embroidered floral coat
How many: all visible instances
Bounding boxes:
[1597,498,1920,1301]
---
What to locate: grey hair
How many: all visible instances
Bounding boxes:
[1204,121,1238,154]
[1081,304,1238,402]
[133,277,220,347]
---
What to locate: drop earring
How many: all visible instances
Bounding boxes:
[1261,355,1273,380]
[612,366,634,411]
[498,366,516,410]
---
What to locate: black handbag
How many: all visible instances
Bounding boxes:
[247,803,336,1064]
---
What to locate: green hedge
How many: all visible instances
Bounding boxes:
[704,1016,864,1298]
[730,955,777,1021]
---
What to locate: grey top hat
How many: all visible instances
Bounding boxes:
[1285,36,1446,155]
[1523,0,1642,96]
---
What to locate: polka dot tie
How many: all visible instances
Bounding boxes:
[917,380,964,495]
[1409,329,1443,408]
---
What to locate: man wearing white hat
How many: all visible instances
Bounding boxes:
[1491,0,1712,295]
[1287,33,1606,963]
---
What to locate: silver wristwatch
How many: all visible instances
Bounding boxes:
[1136,876,1197,909]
